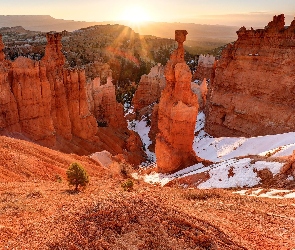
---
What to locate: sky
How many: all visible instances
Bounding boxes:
[0,0,294,26]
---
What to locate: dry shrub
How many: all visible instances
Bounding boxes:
[121,179,134,191]
[26,190,43,199]
[184,189,222,201]
[119,162,133,178]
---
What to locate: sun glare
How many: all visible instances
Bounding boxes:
[121,6,150,23]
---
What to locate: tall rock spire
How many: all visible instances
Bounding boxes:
[43,33,65,68]
[155,30,200,173]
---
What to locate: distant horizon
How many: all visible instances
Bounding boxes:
[1,0,294,28]
[0,13,294,30]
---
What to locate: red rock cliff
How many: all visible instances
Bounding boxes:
[132,64,165,114]
[0,33,145,164]
[155,30,200,173]
[87,75,127,129]
[192,54,215,82]
[205,14,295,137]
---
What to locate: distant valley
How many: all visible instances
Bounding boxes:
[0,15,238,54]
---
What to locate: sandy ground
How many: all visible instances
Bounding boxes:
[0,135,295,249]
[0,179,294,249]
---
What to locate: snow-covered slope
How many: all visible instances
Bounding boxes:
[128,114,156,164]
[129,111,295,189]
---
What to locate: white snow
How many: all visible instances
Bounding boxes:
[234,189,295,199]
[142,163,205,186]
[272,143,295,157]
[197,159,284,189]
[284,192,295,198]
[127,113,156,164]
[195,111,206,133]
[193,111,295,162]
[194,132,295,162]
[129,110,295,191]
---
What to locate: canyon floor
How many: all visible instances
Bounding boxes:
[0,134,294,250]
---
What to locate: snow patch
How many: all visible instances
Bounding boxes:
[127,114,156,164]
[194,132,295,162]
[234,189,295,199]
[198,158,261,189]
[129,110,294,189]
[142,163,205,187]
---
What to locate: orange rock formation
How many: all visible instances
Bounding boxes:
[87,75,127,129]
[155,30,200,173]
[205,14,295,137]
[192,54,215,82]
[132,63,165,114]
[0,33,144,164]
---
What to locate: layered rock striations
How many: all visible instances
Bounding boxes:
[87,75,127,129]
[132,63,165,114]
[155,30,200,173]
[191,78,208,109]
[192,54,215,82]
[205,14,295,137]
[0,33,144,164]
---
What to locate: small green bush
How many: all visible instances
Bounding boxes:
[121,179,134,191]
[66,162,89,191]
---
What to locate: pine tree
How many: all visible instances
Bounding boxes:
[66,163,89,191]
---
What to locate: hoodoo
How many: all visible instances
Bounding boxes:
[132,63,165,114]
[0,32,144,164]
[192,54,215,82]
[205,14,295,137]
[155,30,200,173]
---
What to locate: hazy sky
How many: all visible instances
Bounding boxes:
[0,0,294,24]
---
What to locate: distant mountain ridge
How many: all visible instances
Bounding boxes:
[0,15,103,32]
[0,15,238,42]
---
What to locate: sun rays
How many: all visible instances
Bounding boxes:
[121,5,151,23]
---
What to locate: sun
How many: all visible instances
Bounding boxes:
[121,5,150,23]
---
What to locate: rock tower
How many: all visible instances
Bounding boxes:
[155,30,200,173]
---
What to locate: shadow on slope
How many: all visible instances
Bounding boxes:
[49,194,246,250]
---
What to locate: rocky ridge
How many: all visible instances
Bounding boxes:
[205,14,295,137]
[0,32,144,164]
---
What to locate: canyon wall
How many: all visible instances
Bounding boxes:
[155,30,200,173]
[0,33,144,164]
[205,14,295,137]
[87,75,127,129]
[132,63,165,114]
[192,54,215,82]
